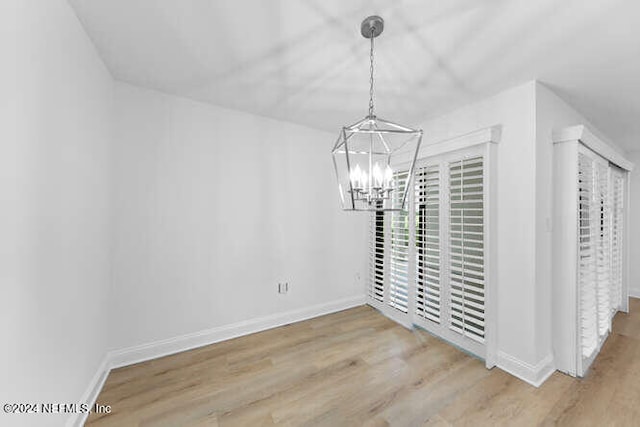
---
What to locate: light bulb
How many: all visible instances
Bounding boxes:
[384,165,393,188]
[350,165,362,188]
[372,164,383,188]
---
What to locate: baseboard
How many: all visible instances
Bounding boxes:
[496,351,555,387]
[628,289,640,299]
[109,295,365,369]
[68,295,364,426]
[67,354,111,427]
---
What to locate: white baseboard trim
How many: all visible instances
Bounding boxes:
[109,295,365,369]
[496,352,555,387]
[628,289,640,299]
[69,295,364,426]
[67,354,111,427]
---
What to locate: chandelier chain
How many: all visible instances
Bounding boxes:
[368,27,375,118]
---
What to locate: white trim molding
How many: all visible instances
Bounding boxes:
[418,125,501,159]
[67,355,111,427]
[109,295,365,368]
[553,125,634,171]
[628,289,640,299]
[68,295,365,426]
[496,352,555,388]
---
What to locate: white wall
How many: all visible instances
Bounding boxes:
[533,83,558,367]
[417,82,543,379]
[0,2,366,420]
[0,1,113,426]
[110,83,368,351]
[628,151,640,298]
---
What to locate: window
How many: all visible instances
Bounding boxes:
[610,169,625,312]
[595,162,611,337]
[389,170,410,313]
[367,142,493,359]
[415,164,441,323]
[578,152,597,358]
[448,156,485,342]
[577,151,619,362]
[368,203,385,303]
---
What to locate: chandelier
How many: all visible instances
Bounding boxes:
[332,16,422,211]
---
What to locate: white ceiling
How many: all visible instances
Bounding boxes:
[68,0,640,150]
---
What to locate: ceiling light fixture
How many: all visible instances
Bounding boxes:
[332,15,422,211]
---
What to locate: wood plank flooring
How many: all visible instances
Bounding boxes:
[87,298,640,426]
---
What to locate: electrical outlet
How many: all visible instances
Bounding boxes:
[278,282,289,294]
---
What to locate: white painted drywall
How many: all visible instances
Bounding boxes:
[0,2,367,417]
[628,151,640,298]
[0,1,113,426]
[533,83,559,367]
[109,82,368,351]
[417,82,542,374]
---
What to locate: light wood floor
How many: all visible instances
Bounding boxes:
[87,299,640,426]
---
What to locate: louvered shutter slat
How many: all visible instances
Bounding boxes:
[595,163,611,337]
[610,171,624,312]
[368,203,385,303]
[415,164,441,323]
[578,153,598,358]
[389,171,410,313]
[448,156,485,342]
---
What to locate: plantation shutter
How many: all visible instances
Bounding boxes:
[595,162,611,336]
[389,170,410,313]
[415,164,441,323]
[368,206,385,303]
[610,170,625,312]
[364,136,496,361]
[553,130,632,378]
[448,157,485,342]
[578,153,598,358]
